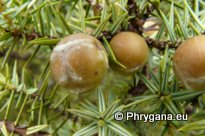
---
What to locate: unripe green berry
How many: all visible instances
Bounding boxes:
[50,33,108,92]
[173,35,205,91]
[109,31,149,73]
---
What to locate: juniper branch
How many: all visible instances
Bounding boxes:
[0,121,49,136]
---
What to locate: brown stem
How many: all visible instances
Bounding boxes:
[0,121,49,136]
[145,38,181,50]
[0,51,30,61]
[4,29,56,41]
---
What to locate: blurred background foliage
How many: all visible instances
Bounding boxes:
[1,0,205,135]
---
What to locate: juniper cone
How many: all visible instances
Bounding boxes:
[109,31,149,73]
[173,35,205,91]
[50,33,108,92]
